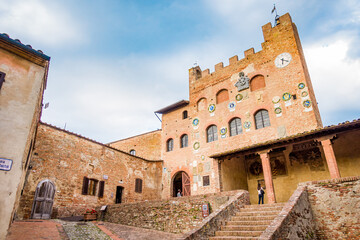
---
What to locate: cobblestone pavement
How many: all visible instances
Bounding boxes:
[59,221,112,240]
[7,220,183,240]
[98,222,183,240]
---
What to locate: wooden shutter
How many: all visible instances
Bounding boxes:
[135,178,143,193]
[82,177,89,195]
[0,72,5,90]
[98,181,105,197]
[182,172,191,196]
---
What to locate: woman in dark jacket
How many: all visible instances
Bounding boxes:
[257,183,265,204]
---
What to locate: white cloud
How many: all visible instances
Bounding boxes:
[304,33,360,124]
[0,0,85,47]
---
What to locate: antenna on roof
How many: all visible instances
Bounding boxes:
[154,112,162,123]
[271,4,280,26]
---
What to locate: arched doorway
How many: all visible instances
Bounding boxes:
[172,171,191,197]
[31,180,55,219]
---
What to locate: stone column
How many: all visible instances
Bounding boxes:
[320,138,341,179]
[259,151,276,203]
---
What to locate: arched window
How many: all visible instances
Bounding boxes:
[167,138,174,152]
[207,125,218,142]
[197,98,207,111]
[216,89,229,104]
[129,149,136,156]
[182,110,188,119]
[250,75,266,91]
[180,134,188,148]
[254,109,271,129]
[229,118,242,136]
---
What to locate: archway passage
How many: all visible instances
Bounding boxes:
[172,171,191,197]
[31,180,55,219]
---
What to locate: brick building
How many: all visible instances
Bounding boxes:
[10,12,360,229]
[112,13,360,204]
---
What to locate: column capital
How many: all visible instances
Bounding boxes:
[257,149,272,155]
[315,134,337,143]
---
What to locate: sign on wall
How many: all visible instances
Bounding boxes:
[0,158,13,171]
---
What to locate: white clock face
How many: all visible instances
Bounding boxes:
[275,52,292,68]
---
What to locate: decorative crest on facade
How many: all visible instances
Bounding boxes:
[234,72,250,92]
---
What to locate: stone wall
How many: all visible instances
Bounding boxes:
[305,176,360,239]
[181,190,250,240]
[109,130,162,160]
[103,190,249,234]
[260,185,316,239]
[17,123,163,219]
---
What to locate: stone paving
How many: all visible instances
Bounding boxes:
[98,221,182,240]
[6,220,63,240]
[59,221,111,240]
[7,220,183,240]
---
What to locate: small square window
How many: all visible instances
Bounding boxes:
[203,175,210,186]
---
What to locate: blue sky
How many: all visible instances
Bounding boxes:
[1,0,359,143]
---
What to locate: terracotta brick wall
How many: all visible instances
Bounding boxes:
[17,123,163,219]
[160,13,323,199]
[108,130,162,160]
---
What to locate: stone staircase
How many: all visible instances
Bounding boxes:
[209,203,285,240]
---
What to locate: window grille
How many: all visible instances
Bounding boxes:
[180,134,188,148]
[229,118,242,136]
[255,109,271,129]
[207,125,218,142]
[167,138,174,152]
[203,176,210,186]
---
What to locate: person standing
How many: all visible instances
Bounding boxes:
[257,183,265,204]
[177,189,182,197]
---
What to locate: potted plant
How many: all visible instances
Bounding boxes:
[84,209,97,221]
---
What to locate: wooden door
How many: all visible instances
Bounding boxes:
[32,180,55,219]
[116,186,123,204]
[182,172,191,196]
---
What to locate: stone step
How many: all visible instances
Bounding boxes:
[235,210,280,216]
[221,225,268,231]
[226,220,272,226]
[215,230,263,237]
[244,203,284,209]
[209,236,259,240]
[232,215,277,221]
[239,206,283,212]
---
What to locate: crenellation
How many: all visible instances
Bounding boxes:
[244,48,255,57]
[214,62,224,71]
[202,68,210,76]
[229,55,238,65]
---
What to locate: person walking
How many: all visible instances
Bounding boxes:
[257,183,265,204]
